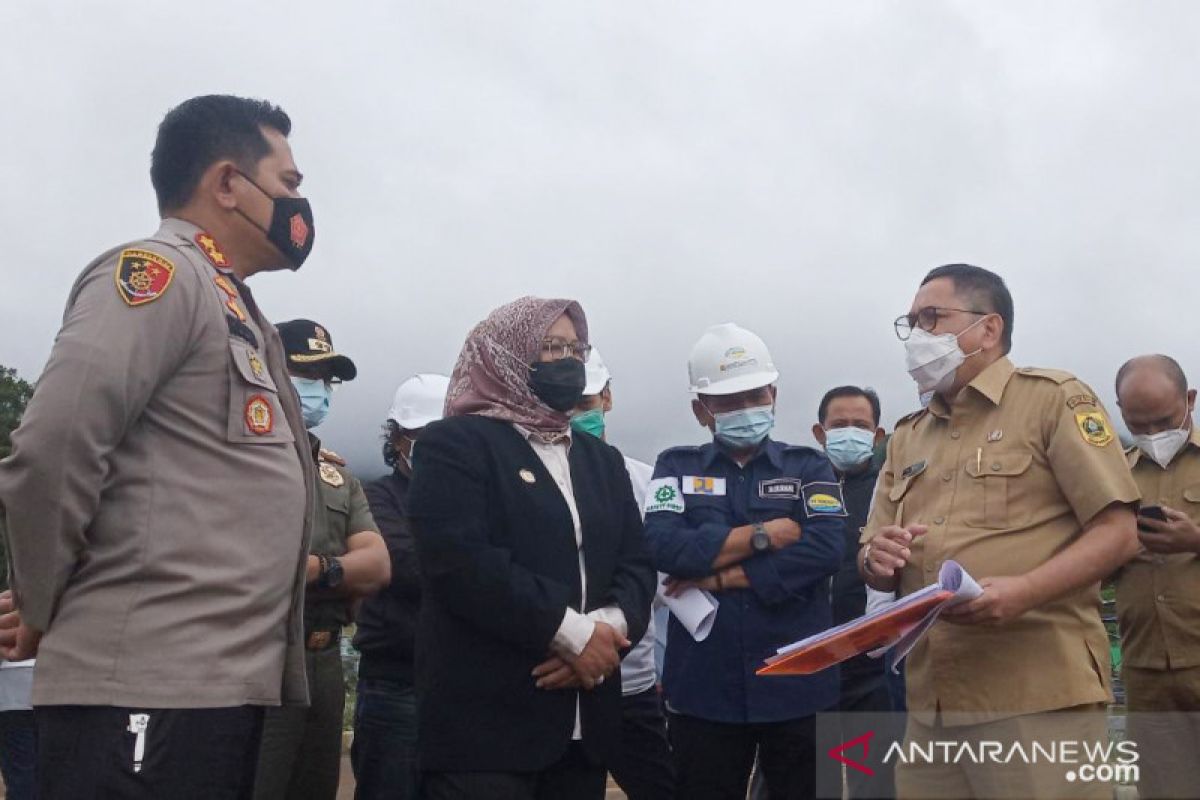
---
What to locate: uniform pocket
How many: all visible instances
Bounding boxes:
[963,452,1032,529]
[226,340,295,445]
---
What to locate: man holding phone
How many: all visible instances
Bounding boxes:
[1113,354,1200,799]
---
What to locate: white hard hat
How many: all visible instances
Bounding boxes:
[388,373,451,429]
[583,347,611,396]
[687,323,779,396]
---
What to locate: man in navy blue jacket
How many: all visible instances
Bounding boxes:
[646,323,844,800]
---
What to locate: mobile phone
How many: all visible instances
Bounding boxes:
[1138,505,1168,529]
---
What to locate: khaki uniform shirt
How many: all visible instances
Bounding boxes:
[307,436,379,631]
[0,218,314,708]
[862,357,1139,722]
[1116,429,1200,670]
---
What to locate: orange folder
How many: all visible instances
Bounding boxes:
[757,587,953,676]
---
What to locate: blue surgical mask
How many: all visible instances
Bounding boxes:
[291,377,332,429]
[709,404,775,449]
[824,426,876,472]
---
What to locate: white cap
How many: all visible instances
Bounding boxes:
[387,373,451,429]
[583,347,611,396]
[687,323,779,396]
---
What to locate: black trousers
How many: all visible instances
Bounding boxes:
[609,687,675,800]
[36,704,264,800]
[670,712,820,800]
[420,742,605,800]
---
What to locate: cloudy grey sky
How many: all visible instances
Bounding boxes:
[3,1,1199,472]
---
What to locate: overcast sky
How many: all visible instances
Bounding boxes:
[3,1,1199,472]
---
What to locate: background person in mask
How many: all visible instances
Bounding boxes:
[0,94,316,799]
[859,264,1140,799]
[1112,354,1200,800]
[408,297,655,800]
[644,323,844,800]
[351,373,450,800]
[255,319,390,800]
[569,349,676,800]
[811,386,898,799]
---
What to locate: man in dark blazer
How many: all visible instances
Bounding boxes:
[408,297,656,800]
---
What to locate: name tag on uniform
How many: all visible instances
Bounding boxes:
[645,477,686,514]
[758,478,801,501]
[801,482,848,518]
[682,476,727,496]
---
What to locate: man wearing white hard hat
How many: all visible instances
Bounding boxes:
[644,323,845,800]
[568,349,676,800]
[351,374,450,800]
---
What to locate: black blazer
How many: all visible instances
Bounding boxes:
[408,415,655,773]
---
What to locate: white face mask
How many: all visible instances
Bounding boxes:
[903,316,987,395]
[1133,406,1191,469]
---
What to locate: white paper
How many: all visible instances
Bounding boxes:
[869,560,982,671]
[766,560,981,669]
[663,585,719,642]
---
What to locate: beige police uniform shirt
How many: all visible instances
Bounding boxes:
[1116,428,1200,670]
[862,357,1139,722]
[0,217,314,708]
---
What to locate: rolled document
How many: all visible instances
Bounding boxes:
[662,584,719,642]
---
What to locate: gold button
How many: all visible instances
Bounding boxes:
[951,431,961,440]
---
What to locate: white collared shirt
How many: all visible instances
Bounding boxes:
[516,426,628,739]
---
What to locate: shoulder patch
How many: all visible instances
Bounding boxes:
[1066,393,1098,410]
[115,248,174,307]
[1075,410,1114,447]
[1016,366,1075,385]
[645,477,685,514]
[801,481,848,518]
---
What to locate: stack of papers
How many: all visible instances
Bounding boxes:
[757,560,982,676]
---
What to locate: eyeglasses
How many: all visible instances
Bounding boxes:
[291,367,343,389]
[894,307,988,341]
[541,338,592,362]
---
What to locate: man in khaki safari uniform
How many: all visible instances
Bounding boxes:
[1113,354,1200,799]
[860,264,1140,799]
[253,319,389,800]
[0,94,317,799]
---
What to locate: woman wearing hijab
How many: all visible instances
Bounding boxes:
[409,297,655,800]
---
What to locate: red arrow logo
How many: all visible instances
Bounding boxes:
[828,731,876,776]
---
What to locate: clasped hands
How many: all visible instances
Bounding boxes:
[533,621,629,692]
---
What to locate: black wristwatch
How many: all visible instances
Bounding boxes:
[318,555,344,590]
[751,521,771,553]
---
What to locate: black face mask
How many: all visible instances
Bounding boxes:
[529,358,586,412]
[235,171,315,270]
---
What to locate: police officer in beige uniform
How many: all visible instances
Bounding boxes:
[254,320,389,800]
[1113,354,1200,799]
[859,264,1140,799]
[0,95,317,799]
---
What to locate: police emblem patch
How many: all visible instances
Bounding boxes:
[801,481,848,518]
[115,249,174,307]
[245,395,274,435]
[290,213,310,249]
[1076,411,1113,447]
[319,462,345,487]
[645,478,685,514]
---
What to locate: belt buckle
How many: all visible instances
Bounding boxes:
[306,631,333,650]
